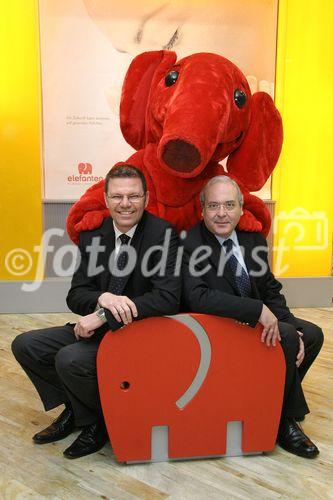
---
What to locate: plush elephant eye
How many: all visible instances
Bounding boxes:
[234,89,247,108]
[165,70,179,87]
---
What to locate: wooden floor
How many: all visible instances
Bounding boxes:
[0,308,332,499]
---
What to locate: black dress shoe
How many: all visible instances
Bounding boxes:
[295,415,305,422]
[33,407,75,444]
[63,420,108,459]
[277,418,319,458]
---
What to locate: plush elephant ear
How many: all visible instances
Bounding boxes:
[120,50,177,151]
[227,92,283,191]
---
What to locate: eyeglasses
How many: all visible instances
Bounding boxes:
[106,194,145,203]
[205,201,237,212]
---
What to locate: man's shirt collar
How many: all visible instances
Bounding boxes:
[214,230,239,247]
[113,222,137,242]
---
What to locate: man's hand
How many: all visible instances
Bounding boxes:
[296,331,305,367]
[98,292,138,324]
[74,312,104,340]
[258,304,281,347]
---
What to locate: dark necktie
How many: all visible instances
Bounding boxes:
[223,239,252,297]
[108,233,131,295]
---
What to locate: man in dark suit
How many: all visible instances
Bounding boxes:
[182,175,323,459]
[12,164,180,459]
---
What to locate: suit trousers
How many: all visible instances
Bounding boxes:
[278,317,323,419]
[11,324,106,426]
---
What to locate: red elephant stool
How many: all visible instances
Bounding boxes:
[97,314,285,463]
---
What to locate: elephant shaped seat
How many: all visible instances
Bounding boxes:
[97,314,285,463]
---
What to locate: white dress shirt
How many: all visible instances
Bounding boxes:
[215,230,249,276]
[113,222,137,257]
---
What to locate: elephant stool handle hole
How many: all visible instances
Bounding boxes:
[120,381,130,390]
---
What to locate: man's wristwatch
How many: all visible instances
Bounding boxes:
[96,307,107,323]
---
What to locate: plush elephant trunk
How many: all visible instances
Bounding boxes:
[157,101,232,178]
[161,139,201,173]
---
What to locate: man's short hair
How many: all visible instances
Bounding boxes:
[200,175,244,207]
[105,164,147,194]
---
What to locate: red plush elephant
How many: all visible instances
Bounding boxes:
[67,51,283,243]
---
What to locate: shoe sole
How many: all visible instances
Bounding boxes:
[63,443,107,459]
[32,427,76,445]
[277,442,319,459]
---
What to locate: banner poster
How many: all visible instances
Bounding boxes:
[39,0,278,200]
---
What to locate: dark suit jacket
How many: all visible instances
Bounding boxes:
[182,221,301,329]
[66,211,180,331]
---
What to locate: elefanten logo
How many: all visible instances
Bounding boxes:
[68,163,103,183]
[78,162,92,174]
